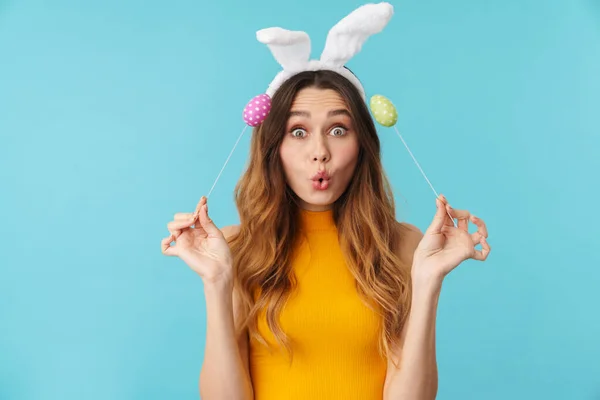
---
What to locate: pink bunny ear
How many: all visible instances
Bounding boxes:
[243,94,272,127]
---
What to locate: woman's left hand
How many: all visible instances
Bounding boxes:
[412,194,491,284]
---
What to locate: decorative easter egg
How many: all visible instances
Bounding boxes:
[369,95,398,127]
[243,94,271,126]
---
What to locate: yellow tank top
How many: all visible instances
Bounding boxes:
[249,208,387,399]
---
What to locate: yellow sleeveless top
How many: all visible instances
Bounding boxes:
[249,208,387,399]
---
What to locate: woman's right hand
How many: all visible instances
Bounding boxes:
[161,196,233,285]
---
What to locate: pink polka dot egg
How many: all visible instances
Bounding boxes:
[243,94,271,127]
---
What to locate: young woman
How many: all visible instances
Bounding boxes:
[161,70,491,400]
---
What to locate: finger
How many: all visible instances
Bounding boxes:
[173,213,205,231]
[442,204,454,227]
[446,205,470,228]
[174,212,194,221]
[169,228,182,239]
[193,196,208,219]
[198,202,222,237]
[471,231,483,244]
[161,234,178,256]
[473,236,491,261]
[470,215,488,238]
[425,197,448,235]
[458,217,469,231]
[168,217,197,232]
[447,206,470,221]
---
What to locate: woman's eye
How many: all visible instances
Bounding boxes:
[330,126,347,136]
[290,126,347,138]
[291,128,307,138]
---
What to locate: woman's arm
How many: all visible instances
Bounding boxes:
[199,226,254,400]
[199,281,254,400]
[383,277,441,400]
[384,196,490,400]
[383,223,439,400]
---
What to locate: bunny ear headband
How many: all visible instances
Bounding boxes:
[205,2,456,226]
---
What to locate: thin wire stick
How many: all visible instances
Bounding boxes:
[393,126,457,227]
[206,125,248,200]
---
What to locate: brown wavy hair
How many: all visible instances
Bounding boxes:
[227,70,412,367]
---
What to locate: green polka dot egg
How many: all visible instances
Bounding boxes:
[370,95,398,127]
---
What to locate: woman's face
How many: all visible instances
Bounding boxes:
[279,87,360,211]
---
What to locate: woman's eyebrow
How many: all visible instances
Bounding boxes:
[288,109,351,118]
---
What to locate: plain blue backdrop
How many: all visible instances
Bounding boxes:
[1,0,599,399]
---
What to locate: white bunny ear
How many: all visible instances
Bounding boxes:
[320,2,394,66]
[257,27,311,71]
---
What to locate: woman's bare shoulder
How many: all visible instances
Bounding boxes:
[397,221,423,237]
[220,224,241,239]
[395,221,424,264]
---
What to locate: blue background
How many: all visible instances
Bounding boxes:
[1,0,599,399]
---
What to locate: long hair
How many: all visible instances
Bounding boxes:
[227,70,412,367]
